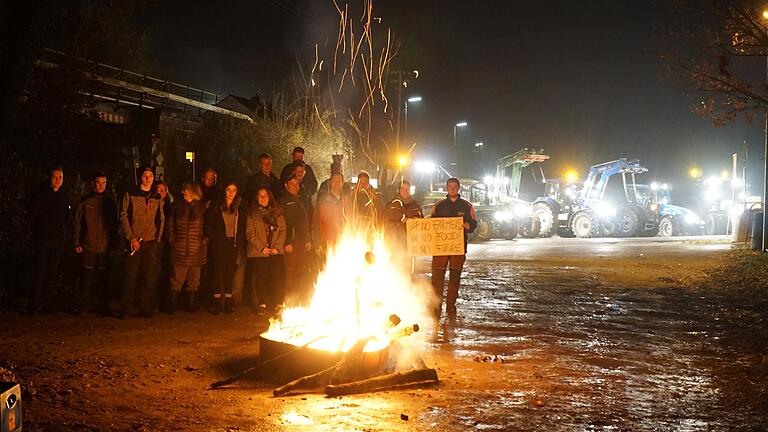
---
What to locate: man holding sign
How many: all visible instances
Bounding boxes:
[431,177,477,317]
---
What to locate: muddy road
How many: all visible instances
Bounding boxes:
[2,237,767,431]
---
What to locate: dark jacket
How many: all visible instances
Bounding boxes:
[245,171,281,201]
[73,191,118,253]
[120,187,164,243]
[205,201,246,252]
[201,185,222,206]
[29,186,69,247]
[246,206,286,258]
[280,161,318,196]
[383,195,423,246]
[279,193,312,247]
[168,199,208,266]
[431,195,478,253]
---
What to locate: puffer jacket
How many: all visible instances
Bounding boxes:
[73,191,118,253]
[168,199,208,266]
[246,206,286,258]
[120,187,164,243]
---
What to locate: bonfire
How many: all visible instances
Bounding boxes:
[211,228,439,396]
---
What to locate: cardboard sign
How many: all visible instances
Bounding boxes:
[406,217,464,256]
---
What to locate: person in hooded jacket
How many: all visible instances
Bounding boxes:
[382,179,423,274]
[73,171,118,315]
[246,186,286,315]
[205,181,246,314]
[167,183,209,313]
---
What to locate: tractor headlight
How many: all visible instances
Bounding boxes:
[494,211,513,222]
[595,202,616,218]
[684,213,701,225]
[514,204,533,217]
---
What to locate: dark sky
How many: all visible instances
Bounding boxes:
[138,0,763,197]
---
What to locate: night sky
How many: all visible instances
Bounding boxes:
[138,0,764,201]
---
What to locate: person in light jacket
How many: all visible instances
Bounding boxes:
[246,186,286,316]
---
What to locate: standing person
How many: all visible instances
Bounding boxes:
[200,168,222,206]
[155,181,173,312]
[167,183,208,313]
[431,178,477,317]
[279,174,313,305]
[28,166,69,313]
[314,172,346,254]
[245,153,281,203]
[205,181,245,314]
[199,168,220,310]
[383,179,423,273]
[279,146,318,197]
[292,162,314,224]
[119,166,165,318]
[318,162,352,198]
[72,172,118,315]
[246,186,286,315]
[346,171,381,237]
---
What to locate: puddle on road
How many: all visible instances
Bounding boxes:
[424,264,768,430]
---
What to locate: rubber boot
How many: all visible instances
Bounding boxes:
[223,297,233,314]
[211,296,222,315]
[168,291,178,314]
[186,291,198,313]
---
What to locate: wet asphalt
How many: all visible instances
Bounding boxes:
[417,236,767,431]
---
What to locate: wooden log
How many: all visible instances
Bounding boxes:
[325,368,439,397]
[273,337,372,397]
[209,335,327,389]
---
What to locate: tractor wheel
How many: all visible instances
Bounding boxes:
[518,216,540,238]
[658,216,680,237]
[571,211,600,238]
[476,218,492,242]
[533,203,556,237]
[615,207,640,237]
[705,213,727,235]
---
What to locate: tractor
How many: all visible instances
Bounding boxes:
[635,182,704,236]
[532,158,660,238]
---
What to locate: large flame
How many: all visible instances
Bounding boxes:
[262,230,431,352]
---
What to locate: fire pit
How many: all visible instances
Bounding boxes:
[210,232,439,395]
[257,334,390,382]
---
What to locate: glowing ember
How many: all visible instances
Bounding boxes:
[262,231,432,353]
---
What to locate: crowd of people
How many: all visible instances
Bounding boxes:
[24,145,478,319]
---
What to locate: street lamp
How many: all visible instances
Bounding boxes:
[453,121,468,164]
[474,142,484,154]
[761,10,768,251]
[404,96,422,153]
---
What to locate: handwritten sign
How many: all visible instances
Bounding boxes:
[406,217,464,257]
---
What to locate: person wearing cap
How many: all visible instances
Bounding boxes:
[119,165,165,318]
[430,177,477,317]
[279,146,318,197]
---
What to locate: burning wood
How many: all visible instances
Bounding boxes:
[325,368,439,397]
[271,321,438,397]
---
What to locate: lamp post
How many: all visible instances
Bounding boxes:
[404,96,422,153]
[453,121,468,165]
[762,10,768,251]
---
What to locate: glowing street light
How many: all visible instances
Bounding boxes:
[453,121,468,163]
[688,166,703,179]
[565,170,578,182]
[403,96,422,156]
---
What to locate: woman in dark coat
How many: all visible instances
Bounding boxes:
[205,181,245,314]
[167,183,208,312]
[246,186,286,315]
